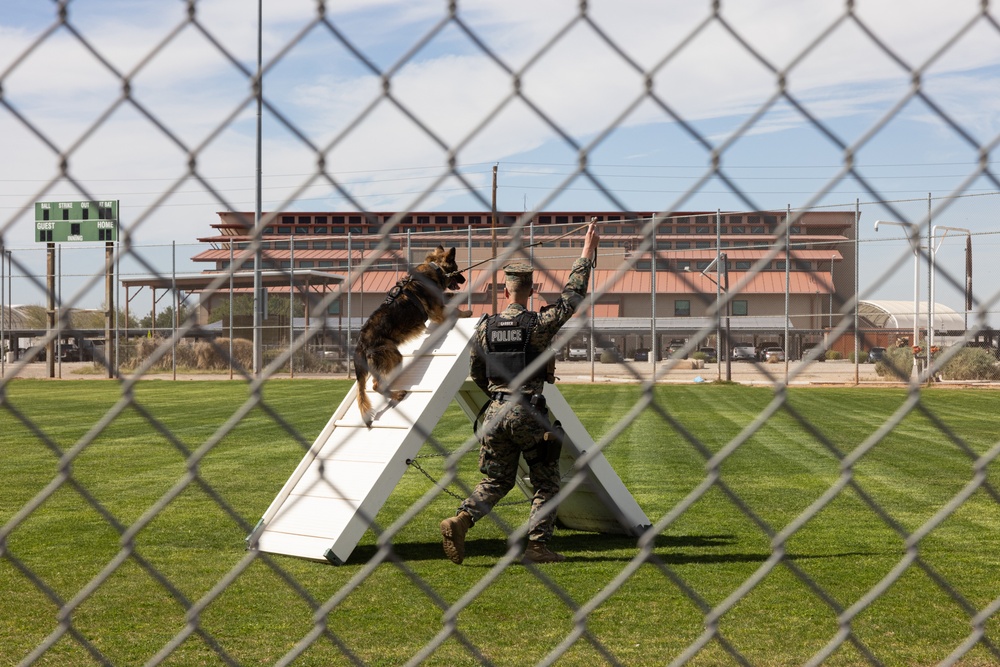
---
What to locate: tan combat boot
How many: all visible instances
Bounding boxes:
[521,541,566,564]
[440,511,474,564]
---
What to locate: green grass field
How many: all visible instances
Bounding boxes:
[1,380,998,666]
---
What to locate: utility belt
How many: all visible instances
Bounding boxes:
[490,391,546,411]
[479,392,563,465]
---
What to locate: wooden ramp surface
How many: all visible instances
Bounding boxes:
[249,318,649,565]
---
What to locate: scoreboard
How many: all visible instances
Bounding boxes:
[35,200,119,243]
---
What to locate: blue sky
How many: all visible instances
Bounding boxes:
[1,1,999,323]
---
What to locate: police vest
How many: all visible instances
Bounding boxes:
[483,311,543,386]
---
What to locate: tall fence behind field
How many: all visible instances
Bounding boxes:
[2,2,1000,665]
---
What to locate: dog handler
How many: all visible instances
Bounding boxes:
[441,220,599,565]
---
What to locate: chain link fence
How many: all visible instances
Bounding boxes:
[3,2,1000,665]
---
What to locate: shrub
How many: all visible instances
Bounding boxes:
[875,346,913,380]
[938,348,997,381]
[119,337,342,373]
[825,350,843,360]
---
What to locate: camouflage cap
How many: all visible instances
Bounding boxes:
[503,262,533,279]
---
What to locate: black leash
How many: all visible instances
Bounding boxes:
[446,218,598,279]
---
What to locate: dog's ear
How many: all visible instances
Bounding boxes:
[435,245,445,253]
[446,247,456,262]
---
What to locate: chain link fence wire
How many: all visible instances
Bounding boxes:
[3,1,1000,665]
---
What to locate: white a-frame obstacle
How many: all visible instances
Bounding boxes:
[248,317,650,565]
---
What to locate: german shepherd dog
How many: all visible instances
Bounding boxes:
[354,246,468,427]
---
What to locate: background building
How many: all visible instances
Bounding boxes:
[191,209,858,360]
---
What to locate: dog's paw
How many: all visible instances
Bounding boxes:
[457,309,473,318]
[390,390,408,402]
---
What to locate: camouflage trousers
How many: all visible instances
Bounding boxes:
[459,400,560,543]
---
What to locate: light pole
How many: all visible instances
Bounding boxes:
[931,225,972,346]
[874,220,921,377]
[829,254,835,329]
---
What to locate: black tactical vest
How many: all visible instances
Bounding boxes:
[483,311,542,387]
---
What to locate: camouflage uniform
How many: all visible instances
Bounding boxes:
[458,256,594,543]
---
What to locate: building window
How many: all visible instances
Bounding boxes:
[695,226,711,234]
[294,240,308,249]
[277,226,291,234]
[331,226,344,234]
[751,226,765,234]
[731,226,745,234]
[621,225,634,234]
[538,216,551,224]
[695,241,711,249]
[676,226,690,234]
[675,300,691,317]
[696,261,710,271]
[676,241,691,250]
[435,216,448,224]
[732,300,748,316]
[298,216,311,225]
[636,260,651,271]
[734,241,748,247]
[603,226,618,234]
[728,215,743,224]
[299,260,315,268]
[791,226,802,234]
[314,227,327,235]
[470,216,481,224]
[659,225,672,234]
[319,261,334,268]
[296,227,309,235]
[736,261,751,270]
[656,240,672,249]
[282,216,294,224]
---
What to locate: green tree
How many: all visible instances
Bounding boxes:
[138,304,192,330]
[206,294,304,324]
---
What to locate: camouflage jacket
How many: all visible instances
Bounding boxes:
[471,256,594,396]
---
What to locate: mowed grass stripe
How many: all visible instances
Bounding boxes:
[1,380,998,666]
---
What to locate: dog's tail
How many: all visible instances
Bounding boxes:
[354,350,373,428]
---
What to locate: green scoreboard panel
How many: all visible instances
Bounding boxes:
[34,200,119,243]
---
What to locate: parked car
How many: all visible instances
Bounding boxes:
[696,347,717,363]
[756,342,780,360]
[633,348,650,362]
[868,347,886,363]
[802,343,826,362]
[568,345,588,361]
[763,347,785,362]
[666,338,687,358]
[732,344,756,361]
